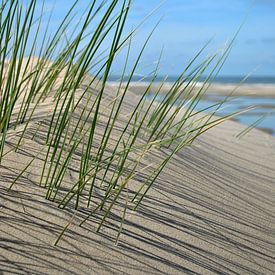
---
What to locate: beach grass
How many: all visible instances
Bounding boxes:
[1,0,245,245]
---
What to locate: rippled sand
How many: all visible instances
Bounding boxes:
[1,61,275,274]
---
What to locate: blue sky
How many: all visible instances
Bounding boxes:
[128,0,275,76]
[38,0,275,76]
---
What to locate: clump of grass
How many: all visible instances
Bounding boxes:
[1,0,245,245]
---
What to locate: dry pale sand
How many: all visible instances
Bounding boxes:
[0,66,275,274]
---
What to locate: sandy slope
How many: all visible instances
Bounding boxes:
[0,73,275,274]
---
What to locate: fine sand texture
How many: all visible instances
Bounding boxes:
[0,71,275,274]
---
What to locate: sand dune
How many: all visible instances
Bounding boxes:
[0,67,275,274]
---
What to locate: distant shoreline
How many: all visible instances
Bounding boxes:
[107,81,275,97]
[107,81,275,136]
[108,75,275,84]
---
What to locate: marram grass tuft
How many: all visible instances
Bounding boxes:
[1,0,245,245]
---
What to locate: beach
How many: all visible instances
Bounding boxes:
[108,81,275,136]
[1,74,275,274]
[1,0,275,273]
[108,81,275,97]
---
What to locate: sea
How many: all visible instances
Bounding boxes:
[108,75,275,84]
[108,75,275,136]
